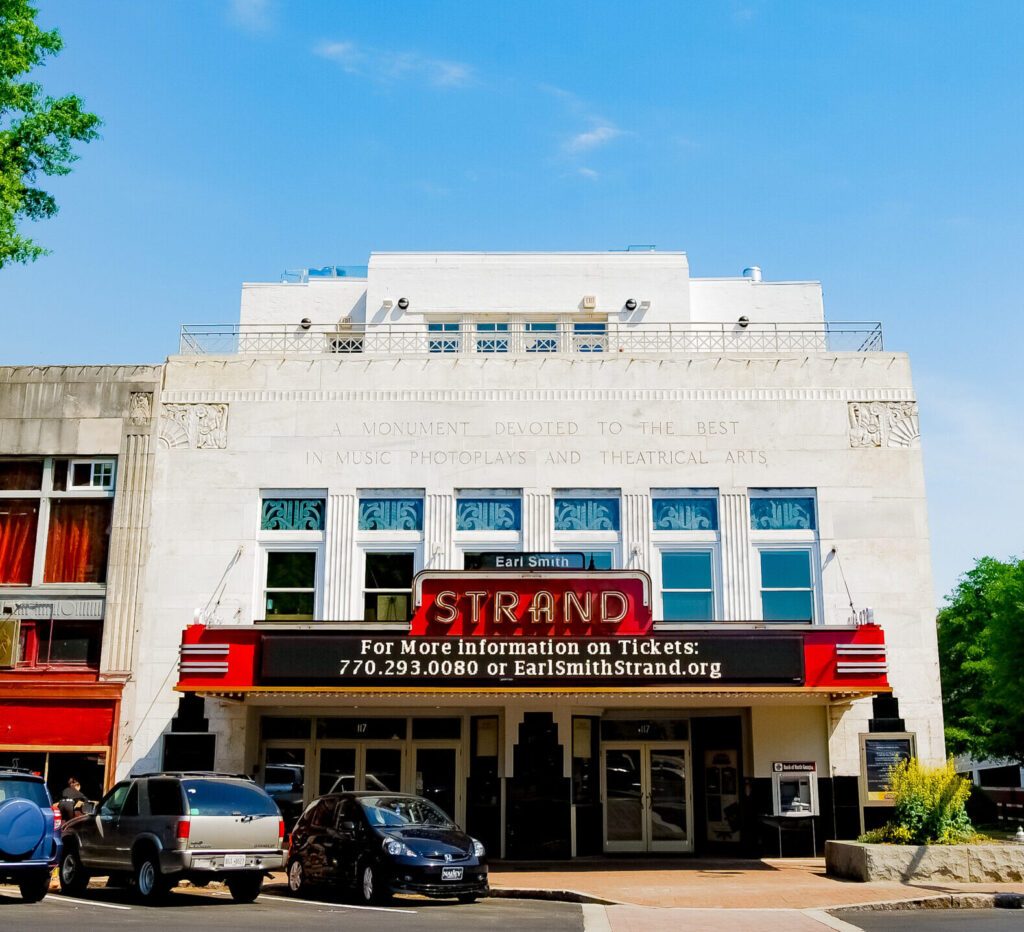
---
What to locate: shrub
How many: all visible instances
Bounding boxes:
[858,757,976,845]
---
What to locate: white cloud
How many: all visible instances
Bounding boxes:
[566,123,623,154]
[229,0,273,33]
[577,167,599,180]
[315,39,474,88]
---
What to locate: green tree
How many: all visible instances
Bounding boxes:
[937,556,1024,762]
[1,0,100,267]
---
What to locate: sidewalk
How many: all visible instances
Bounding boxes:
[484,857,1024,909]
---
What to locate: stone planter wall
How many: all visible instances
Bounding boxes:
[826,840,1024,882]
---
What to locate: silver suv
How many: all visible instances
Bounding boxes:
[58,771,285,903]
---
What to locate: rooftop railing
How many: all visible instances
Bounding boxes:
[178,321,884,356]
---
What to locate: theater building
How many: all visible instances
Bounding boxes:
[129,251,941,857]
[0,365,161,801]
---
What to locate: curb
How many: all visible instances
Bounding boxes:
[487,886,622,906]
[831,892,1024,913]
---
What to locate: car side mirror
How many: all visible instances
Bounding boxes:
[339,820,356,833]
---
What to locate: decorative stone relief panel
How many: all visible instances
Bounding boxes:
[158,403,229,449]
[128,392,153,425]
[848,401,920,449]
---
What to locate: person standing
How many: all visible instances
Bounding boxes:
[58,776,89,821]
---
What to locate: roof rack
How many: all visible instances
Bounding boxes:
[0,766,41,776]
[129,771,253,781]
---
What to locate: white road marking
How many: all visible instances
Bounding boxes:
[803,909,866,932]
[257,893,417,914]
[46,894,132,910]
[582,903,612,932]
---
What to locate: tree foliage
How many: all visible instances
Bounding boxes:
[937,556,1024,763]
[0,0,100,267]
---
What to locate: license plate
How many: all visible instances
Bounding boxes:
[441,867,463,881]
[223,854,246,868]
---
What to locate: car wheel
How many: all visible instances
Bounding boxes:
[59,846,90,896]
[18,869,52,902]
[133,851,170,904]
[226,871,263,903]
[359,863,390,905]
[287,859,305,894]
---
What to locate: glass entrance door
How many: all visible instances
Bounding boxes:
[317,745,403,796]
[415,747,458,821]
[603,743,692,853]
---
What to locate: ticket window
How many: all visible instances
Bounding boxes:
[771,767,819,816]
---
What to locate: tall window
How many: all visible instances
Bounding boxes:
[259,494,325,622]
[363,552,415,622]
[750,490,818,623]
[554,490,621,569]
[652,489,720,622]
[0,457,115,586]
[358,490,423,623]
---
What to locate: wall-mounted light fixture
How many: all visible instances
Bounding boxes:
[397,297,410,310]
[300,318,312,330]
[738,316,750,328]
[624,298,638,311]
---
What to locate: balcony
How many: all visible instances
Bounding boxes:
[179,321,884,356]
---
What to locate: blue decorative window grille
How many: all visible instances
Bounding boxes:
[526,321,557,353]
[428,323,460,353]
[652,498,718,531]
[750,496,816,530]
[476,323,509,353]
[261,498,325,531]
[456,498,521,531]
[358,498,423,531]
[554,497,620,531]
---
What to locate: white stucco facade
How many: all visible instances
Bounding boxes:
[123,251,940,856]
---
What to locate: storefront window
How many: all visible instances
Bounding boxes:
[363,552,415,621]
[660,551,715,621]
[759,549,815,622]
[15,619,102,667]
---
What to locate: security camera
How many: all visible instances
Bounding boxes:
[624,298,638,311]
[397,297,410,310]
[300,318,312,330]
[738,316,750,328]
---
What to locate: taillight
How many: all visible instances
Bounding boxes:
[278,819,286,847]
[175,819,191,845]
[51,804,62,831]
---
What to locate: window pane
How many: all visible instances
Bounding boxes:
[148,779,184,817]
[554,497,620,531]
[456,498,522,531]
[760,550,812,588]
[662,552,712,589]
[261,498,325,531]
[652,498,718,531]
[663,592,714,621]
[762,590,814,622]
[358,498,423,530]
[266,551,317,588]
[0,499,39,584]
[0,460,43,491]
[181,779,278,817]
[44,499,112,583]
[265,591,315,619]
[580,550,613,570]
[47,622,100,664]
[526,322,557,353]
[363,592,411,622]
[364,552,414,588]
[750,496,816,530]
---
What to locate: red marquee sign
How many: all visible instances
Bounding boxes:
[410,571,653,637]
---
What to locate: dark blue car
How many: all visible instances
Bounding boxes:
[0,768,61,901]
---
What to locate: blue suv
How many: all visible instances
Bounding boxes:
[0,768,61,901]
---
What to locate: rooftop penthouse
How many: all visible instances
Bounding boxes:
[179,251,883,355]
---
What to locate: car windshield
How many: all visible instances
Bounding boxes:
[359,796,454,829]
[0,778,49,807]
[181,779,278,817]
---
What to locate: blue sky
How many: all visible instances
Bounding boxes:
[2,0,1022,603]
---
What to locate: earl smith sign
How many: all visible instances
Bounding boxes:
[260,634,806,688]
[410,571,652,636]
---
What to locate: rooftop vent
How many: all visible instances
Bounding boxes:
[742,266,762,282]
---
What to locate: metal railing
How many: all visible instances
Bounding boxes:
[178,321,884,356]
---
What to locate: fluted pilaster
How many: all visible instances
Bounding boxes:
[523,490,552,551]
[325,493,357,618]
[622,492,651,572]
[721,491,753,619]
[425,492,455,569]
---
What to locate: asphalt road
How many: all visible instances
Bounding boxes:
[0,884,584,932]
[837,908,1024,931]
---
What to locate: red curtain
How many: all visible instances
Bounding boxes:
[0,499,39,584]
[44,500,113,583]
